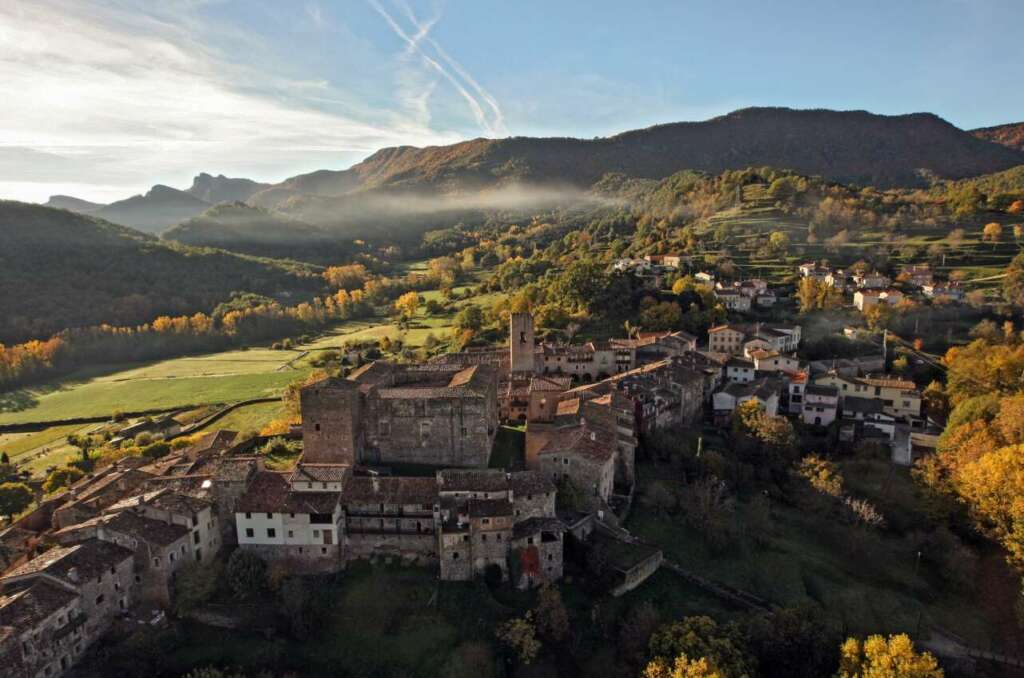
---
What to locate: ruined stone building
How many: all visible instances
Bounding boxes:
[301,362,499,468]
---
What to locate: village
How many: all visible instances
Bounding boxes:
[0,249,952,677]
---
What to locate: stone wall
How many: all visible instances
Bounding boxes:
[301,380,362,465]
[240,542,343,574]
[363,394,495,467]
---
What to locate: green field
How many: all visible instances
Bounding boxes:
[196,400,286,436]
[0,370,304,426]
[0,422,104,475]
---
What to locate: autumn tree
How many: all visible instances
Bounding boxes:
[394,291,421,320]
[837,634,942,677]
[496,612,541,665]
[983,222,1003,243]
[644,654,726,678]
[649,616,754,678]
[797,455,843,498]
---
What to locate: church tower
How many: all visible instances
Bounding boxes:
[510,312,536,375]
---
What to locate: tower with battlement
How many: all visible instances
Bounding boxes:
[510,312,536,375]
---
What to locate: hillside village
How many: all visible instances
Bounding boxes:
[0,252,953,678]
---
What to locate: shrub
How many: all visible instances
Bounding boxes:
[226,549,267,599]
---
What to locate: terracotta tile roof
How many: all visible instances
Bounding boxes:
[859,375,917,390]
[236,471,341,515]
[512,517,565,540]
[0,578,77,628]
[529,375,572,392]
[57,511,189,548]
[538,423,615,463]
[291,464,350,483]
[436,469,509,493]
[3,539,133,587]
[468,498,513,518]
[342,476,438,506]
[509,471,555,497]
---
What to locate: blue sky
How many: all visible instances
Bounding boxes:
[1,0,1022,203]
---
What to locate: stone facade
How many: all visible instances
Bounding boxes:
[302,363,499,468]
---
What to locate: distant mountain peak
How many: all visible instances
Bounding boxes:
[186,172,270,204]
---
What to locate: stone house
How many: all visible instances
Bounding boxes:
[0,577,84,678]
[714,288,752,312]
[712,379,780,422]
[853,271,891,290]
[52,510,191,606]
[235,470,345,573]
[802,385,839,426]
[839,396,896,441]
[2,539,134,656]
[533,422,616,504]
[341,475,438,562]
[813,372,922,420]
[726,357,756,383]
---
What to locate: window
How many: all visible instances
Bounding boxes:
[169,552,176,563]
[288,530,294,538]
[481,534,487,542]
[244,512,252,519]
[315,423,321,432]
[452,552,459,560]
[191,515,198,527]
[193,532,200,544]
[321,547,327,554]
[245,528,254,538]
[266,512,273,519]
[152,557,161,568]
[460,427,468,436]
[419,421,431,438]
[313,530,320,538]
[95,594,104,605]
[379,421,390,437]
[267,528,276,538]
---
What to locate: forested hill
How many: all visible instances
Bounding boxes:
[163,202,352,263]
[972,121,1024,152]
[250,107,1024,213]
[0,201,322,344]
[91,185,212,234]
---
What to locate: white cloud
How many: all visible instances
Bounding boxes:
[368,0,507,137]
[0,0,463,203]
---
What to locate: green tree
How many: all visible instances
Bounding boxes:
[0,482,33,519]
[43,467,85,494]
[455,305,484,332]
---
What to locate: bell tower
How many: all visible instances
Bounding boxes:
[509,312,535,375]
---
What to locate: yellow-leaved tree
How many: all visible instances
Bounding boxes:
[837,634,942,677]
[644,654,726,678]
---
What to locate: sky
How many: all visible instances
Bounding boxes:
[1,0,1022,204]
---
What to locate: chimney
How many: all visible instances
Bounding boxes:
[67,567,79,583]
[371,475,380,493]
